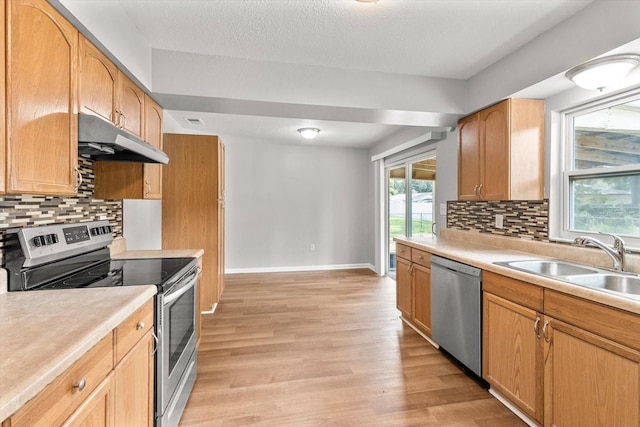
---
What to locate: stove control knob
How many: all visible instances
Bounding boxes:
[44,235,53,245]
[32,236,42,247]
[91,227,98,236]
[51,234,59,244]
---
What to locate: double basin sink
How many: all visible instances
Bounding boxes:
[495,259,640,299]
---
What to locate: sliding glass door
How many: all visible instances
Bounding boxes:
[387,156,436,276]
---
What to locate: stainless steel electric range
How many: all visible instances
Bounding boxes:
[4,220,197,427]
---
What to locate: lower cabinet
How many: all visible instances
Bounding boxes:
[412,264,431,336]
[484,272,640,426]
[395,243,432,337]
[2,300,155,427]
[62,373,115,427]
[483,292,543,423]
[114,331,154,426]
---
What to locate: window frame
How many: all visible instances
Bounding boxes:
[549,87,640,251]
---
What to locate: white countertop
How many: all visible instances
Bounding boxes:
[0,285,156,421]
[396,231,640,315]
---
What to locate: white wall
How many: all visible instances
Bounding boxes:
[224,137,374,271]
[122,200,162,250]
[57,1,153,89]
[435,133,459,232]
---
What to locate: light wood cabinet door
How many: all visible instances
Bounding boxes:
[412,264,431,336]
[483,293,543,423]
[62,373,114,427]
[457,113,481,201]
[1,0,6,194]
[544,317,640,427]
[479,100,509,200]
[163,134,225,310]
[143,95,163,199]
[396,257,412,319]
[118,73,144,138]
[114,331,154,427]
[6,0,78,195]
[457,98,544,201]
[78,35,118,124]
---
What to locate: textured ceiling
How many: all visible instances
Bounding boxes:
[100,0,591,79]
[60,0,599,148]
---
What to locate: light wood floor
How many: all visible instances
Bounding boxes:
[180,269,526,426]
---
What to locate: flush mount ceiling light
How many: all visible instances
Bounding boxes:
[297,128,320,140]
[565,54,640,91]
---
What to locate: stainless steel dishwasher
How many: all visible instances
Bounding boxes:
[431,255,482,377]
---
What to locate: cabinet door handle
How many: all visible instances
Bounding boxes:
[136,321,145,330]
[533,317,541,339]
[121,113,127,129]
[542,320,551,342]
[473,184,479,196]
[74,378,87,393]
[152,332,159,356]
[145,180,151,196]
[478,183,483,197]
[114,110,121,127]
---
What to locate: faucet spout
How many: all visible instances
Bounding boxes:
[573,233,626,271]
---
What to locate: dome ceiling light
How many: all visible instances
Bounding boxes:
[297,128,320,140]
[566,54,640,91]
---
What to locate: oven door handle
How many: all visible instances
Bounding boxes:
[164,271,197,304]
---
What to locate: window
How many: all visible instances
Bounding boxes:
[550,89,640,250]
[387,156,436,275]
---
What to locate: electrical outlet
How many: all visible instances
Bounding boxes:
[310,243,316,251]
[495,214,504,229]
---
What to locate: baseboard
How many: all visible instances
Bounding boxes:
[201,302,217,315]
[225,263,376,274]
[400,316,440,349]
[488,389,540,427]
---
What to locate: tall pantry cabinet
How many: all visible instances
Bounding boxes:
[162,134,225,312]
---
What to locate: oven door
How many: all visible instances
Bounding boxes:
[158,266,198,414]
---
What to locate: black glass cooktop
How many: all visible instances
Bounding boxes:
[36,257,196,292]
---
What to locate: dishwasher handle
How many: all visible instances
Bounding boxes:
[431,255,482,278]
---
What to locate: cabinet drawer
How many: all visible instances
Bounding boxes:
[544,289,640,351]
[483,271,542,312]
[8,333,113,427]
[395,243,411,260]
[411,248,431,268]
[115,299,154,363]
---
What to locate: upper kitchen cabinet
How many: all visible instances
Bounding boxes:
[79,35,144,139]
[6,0,79,195]
[1,0,6,194]
[79,34,118,124]
[118,73,145,139]
[142,94,163,199]
[458,98,544,201]
[94,94,163,200]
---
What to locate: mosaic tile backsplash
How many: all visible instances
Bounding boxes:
[447,200,549,241]
[0,158,123,265]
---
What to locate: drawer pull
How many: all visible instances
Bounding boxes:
[136,321,145,330]
[74,378,87,392]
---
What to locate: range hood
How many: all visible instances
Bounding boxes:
[78,114,169,164]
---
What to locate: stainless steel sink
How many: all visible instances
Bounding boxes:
[495,260,598,277]
[494,259,640,299]
[563,274,640,296]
